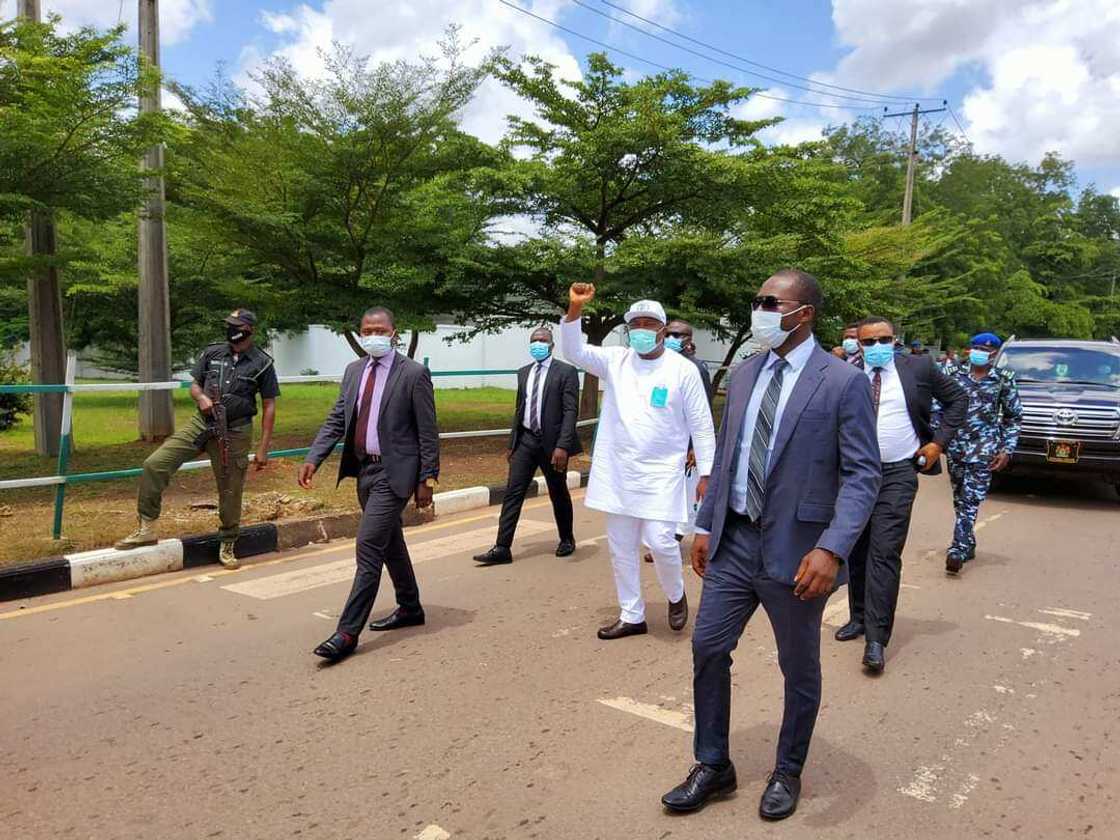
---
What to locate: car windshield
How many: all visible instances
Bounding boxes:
[998,346,1120,387]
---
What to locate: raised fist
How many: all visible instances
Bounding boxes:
[569,282,596,305]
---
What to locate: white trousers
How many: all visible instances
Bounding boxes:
[605,513,685,624]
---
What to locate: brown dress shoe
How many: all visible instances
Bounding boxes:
[597,619,648,640]
[668,594,688,631]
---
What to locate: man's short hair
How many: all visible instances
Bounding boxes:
[531,325,554,341]
[362,306,396,328]
[773,268,823,316]
[857,314,895,333]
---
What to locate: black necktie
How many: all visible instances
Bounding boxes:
[871,368,883,415]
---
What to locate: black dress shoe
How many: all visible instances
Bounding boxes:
[759,771,801,821]
[662,762,737,813]
[863,640,885,672]
[668,594,688,632]
[474,546,513,566]
[369,608,426,631]
[313,632,357,662]
[555,539,576,557]
[834,620,865,642]
[597,619,648,640]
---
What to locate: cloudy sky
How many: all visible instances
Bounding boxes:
[5,0,1119,196]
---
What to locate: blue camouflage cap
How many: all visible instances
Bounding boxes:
[970,331,1002,348]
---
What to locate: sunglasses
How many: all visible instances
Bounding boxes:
[751,295,806,311]
[859,336,895,347]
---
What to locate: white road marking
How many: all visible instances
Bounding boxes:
[984,615,1080,638]
[949,774,981,810]
[221,521,553,600]
[415,826,451,840]
[596,697,694,733]
[1038,607,1091,621]
[899,765,942,802]
[993,685,1014,695]
[1021,648,1038,659]
[312,611,333,621]
[900,583,921,590]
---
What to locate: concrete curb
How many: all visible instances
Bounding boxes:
[0,469,591,604]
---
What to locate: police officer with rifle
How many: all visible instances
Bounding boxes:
[115,309,280,568]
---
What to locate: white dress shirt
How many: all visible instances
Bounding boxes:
[866,357,921,463]
[729,338,818,515]
[522,355,552,430]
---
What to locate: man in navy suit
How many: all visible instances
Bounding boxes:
[662,269,881,821]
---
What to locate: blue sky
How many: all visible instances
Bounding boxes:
[8,0,1120,196]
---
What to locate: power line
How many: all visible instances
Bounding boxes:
[567,0,902,108]
[591,0,944,105]
[947,103,973,147]
[496,0,883,111]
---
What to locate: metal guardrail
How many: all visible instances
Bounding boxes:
[0,358,597,538]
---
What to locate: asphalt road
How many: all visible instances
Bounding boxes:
[2,473,1118,840]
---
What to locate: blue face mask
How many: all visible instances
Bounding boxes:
[529,341,551,362]
[863,342,895,369]
[629,328,660,355]
[969,349,991,367]
[664,336,684,353]
[842,338,860,357]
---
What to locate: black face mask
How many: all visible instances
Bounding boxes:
[227,325,249,343]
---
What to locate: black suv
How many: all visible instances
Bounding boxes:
[996,338,1120,497]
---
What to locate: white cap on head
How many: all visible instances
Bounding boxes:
[624,299,667,325]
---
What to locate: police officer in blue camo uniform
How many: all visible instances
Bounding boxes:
[942,332,1023,575]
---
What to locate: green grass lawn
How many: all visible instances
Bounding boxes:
[0,384,519,481]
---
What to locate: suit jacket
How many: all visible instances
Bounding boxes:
[861,354,967,475]
[509,358,583,456]
[305,353,440,499]
[696,343,882,586]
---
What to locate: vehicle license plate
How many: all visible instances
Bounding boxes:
[1046,439,1081,464]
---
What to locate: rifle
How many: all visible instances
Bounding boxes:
[194,382,230,469]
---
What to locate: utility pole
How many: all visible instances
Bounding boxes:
[19,0,65,457]
[137,0,174,440]
[884,101,947,226]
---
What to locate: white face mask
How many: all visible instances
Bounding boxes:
[751,306,806,350]
[359,334,393,358]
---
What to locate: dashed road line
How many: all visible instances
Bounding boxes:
[1038,607,1091,621]
[596,696,694,732]
[984,615,1080,638]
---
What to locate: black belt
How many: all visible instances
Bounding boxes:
[726,507,761,530]
[357,453,382,465]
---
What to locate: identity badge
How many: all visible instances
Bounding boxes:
[651,386,668,408]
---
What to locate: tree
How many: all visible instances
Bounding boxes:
[171,30,502,357]
[474,52,776,415]
[0,17,165,453]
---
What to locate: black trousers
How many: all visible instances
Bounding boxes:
[496,429,574,548]
[692,511,828,775]
[337,461,421,637]
[846,459,919,646]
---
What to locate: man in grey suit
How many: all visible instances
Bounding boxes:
[298,307,440,662]
[662,269,881,821]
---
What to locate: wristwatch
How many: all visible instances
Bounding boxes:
[423,478,439,489]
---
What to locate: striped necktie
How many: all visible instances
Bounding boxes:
[745,358,789,521]
[530,362,544,434]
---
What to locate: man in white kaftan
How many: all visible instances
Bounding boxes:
[559,283,716,640]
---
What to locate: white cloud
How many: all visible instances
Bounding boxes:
[1,0,212,45]
[235,0,583,145]
[824,0,1120,167]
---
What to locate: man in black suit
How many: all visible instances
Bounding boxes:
[298,306,440,662]
[834,315,967,673]
[474,327,582,566]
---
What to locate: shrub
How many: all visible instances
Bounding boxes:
[0,356,32,432]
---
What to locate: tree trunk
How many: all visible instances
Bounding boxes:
[137,0,174,441]
[25,209,64,458]
[710,326,749,393]
[406,329,420,359]
[343,330,365,357]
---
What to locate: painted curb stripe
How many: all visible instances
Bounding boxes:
[0,472,591,602]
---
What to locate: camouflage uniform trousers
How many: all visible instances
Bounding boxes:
[946,457,992,560]
[137,414,252,542]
